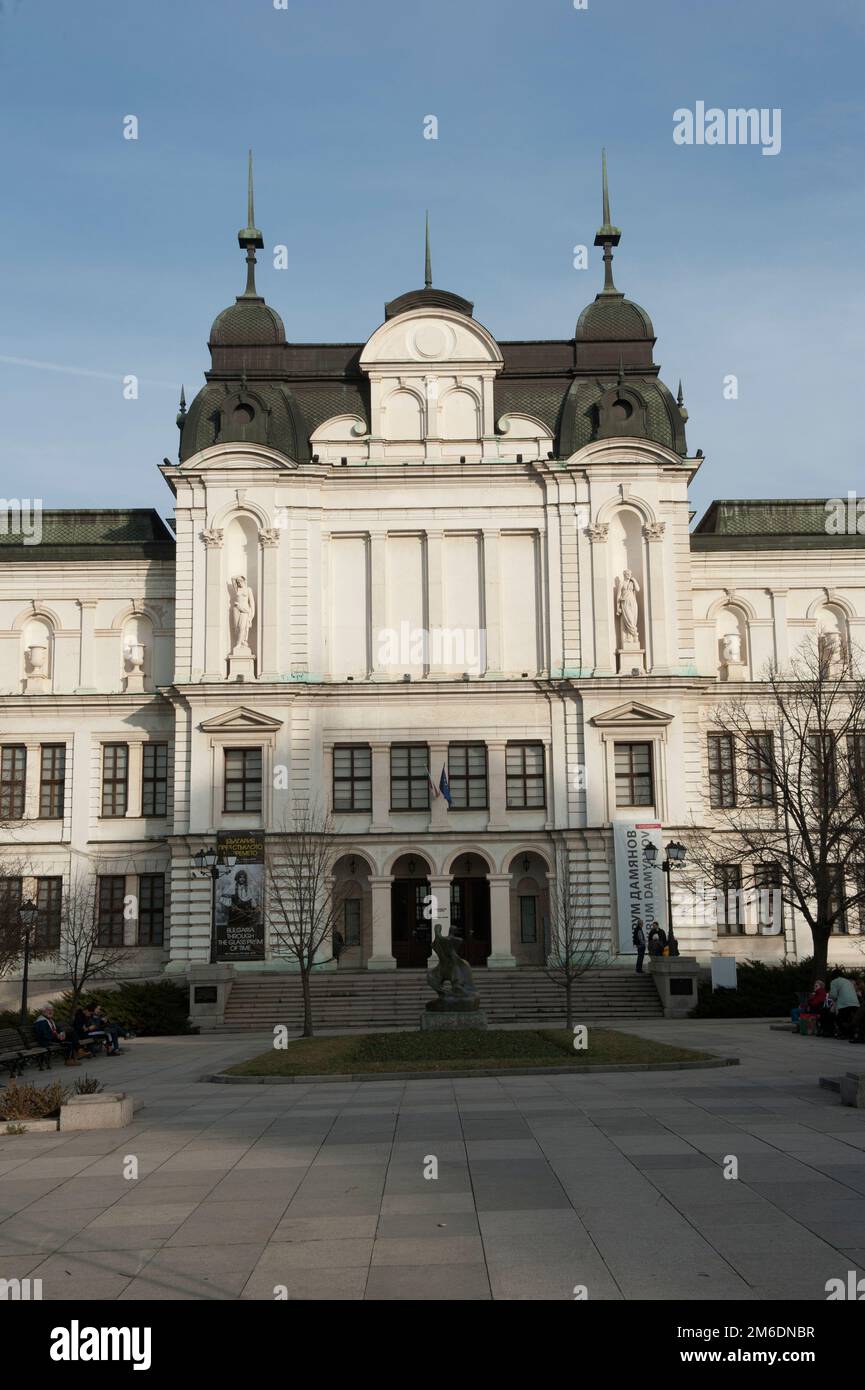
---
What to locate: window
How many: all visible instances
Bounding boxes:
[343,898,361,947]
[707,734,736,809]
[101,744,128,818]
[848,736,865,809]
[142,744,168,817]
[753,862,782,934]
[39,744,66,819]
[138,874,165,946]
[519,895,538,944]
[448,743,488,809]
[333,745,371,812]
[808,733,837,811]
[715,863,743,935]
[614,742,653,807]
[828,864,847,935]
[506,742,545,809]
[746,733,775,807]
[35,877,62,950]
[0,746,26,820]
[390,744,429,811]
[224,748,262,813]
[98,875,126,947]
[0,877,22,927]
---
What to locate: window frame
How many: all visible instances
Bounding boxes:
[447,742,488,810]
[714,862,744,936]
[505,741,546,810]
[0,745,27,821]
[35,876,62,950]
[707,733,737,809]
[101,743,129,819]
[343,897,361,947]
[746,732,776,807]
[390,743,430,812]
[519,894,538,944]
[332,744,372,813]
[614,741,654,808]
[137,873,165,946]
[97,875,126,947]
[142,743,169,818]
[39,744,66,820]
[223,747,263,814]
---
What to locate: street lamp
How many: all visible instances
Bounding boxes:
[193,847,237,963]
[17,899,38,1026]
[643,841,687,958]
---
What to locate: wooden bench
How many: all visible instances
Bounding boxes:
[0,1027,47,1078]
[17,1024,55,1069]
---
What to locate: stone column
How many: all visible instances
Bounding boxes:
[258,528,281,681]
[488,873,517,968]
[24,743,41,820]
[487,740,509,831]
[587,524,614,675]
[644,522,669,672]
[369,531,387,674]
[426,529,444,674]
[75,600,97,692]
[369,742,391,832]
[127,742,143,818]
[770,588,790,668]
[367,874,396,970]
[202,528,224,681]
[482,529,501,676]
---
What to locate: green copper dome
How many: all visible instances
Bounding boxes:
[576,295,654,341]
[209,296,285,346]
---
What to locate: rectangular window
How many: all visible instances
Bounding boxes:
[828,864,847,935]
[746,733,775,807]
[519,895,538,944]
[390,744,429,811]
[448,743,488,809]
[343,898,361,947]
[98,875,126,947]
[101,744,128,818]
[0,877,22,927]
[0,746,26,820]
[333,744,372,812]
[753,862,782,934]
[707,734,736,809]
[142,744,168,817]
[849,735,865,810]
[35,876,62,950]
[614,742,654,807]
[715,863,744,935]
[39,744,66,819]
[138,874,165,946]
[224,748,262,813]
[506,742,546,809]
[808,733,837,811]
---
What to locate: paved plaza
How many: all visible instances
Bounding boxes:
[1,1021,864,1301]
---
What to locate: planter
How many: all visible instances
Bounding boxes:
[59,1091,134,1131]
[2,1116,59,1133]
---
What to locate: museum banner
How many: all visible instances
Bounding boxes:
[612,820,668,954]
[215,831,266,962]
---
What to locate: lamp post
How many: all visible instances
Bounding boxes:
[643,840,687,959]
[17,899,38,1026]
[193,847,237,964]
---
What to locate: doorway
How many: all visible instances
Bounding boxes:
[450,877,491,967]
[391,877,431,968]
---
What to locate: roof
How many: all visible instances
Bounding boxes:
[691,499,865,550]
[0,509,176,562]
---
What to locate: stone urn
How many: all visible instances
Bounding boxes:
[124,641,145,692]
[24,643,49,692]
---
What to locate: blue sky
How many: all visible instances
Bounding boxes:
[0,0,862,519]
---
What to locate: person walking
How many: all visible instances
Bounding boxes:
[632,919,646,974]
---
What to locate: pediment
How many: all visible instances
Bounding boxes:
[360,309,503,371]
[590,700,673,729]
[180,442,298,474]
[199,706,284,733]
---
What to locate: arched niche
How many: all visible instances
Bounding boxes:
[22,616,54,693]
[441,387,480,440]
[609,507,646,667]
[332,852,372,967]
[506,850,550,966]
[224,514,260,671]
[382,388,424,442]
[814,603,849,675]
[121,613,153,692]
[716,606,749,680]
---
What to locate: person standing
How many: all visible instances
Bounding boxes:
[632,919,646,974]
[829,971,859,1039]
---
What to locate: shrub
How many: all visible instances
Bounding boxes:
[73,1075,104,1095]
[690,957,841,1018]
[0,1081,70,1120]
[50,980,192,1035]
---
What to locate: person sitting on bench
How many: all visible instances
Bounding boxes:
[92,1004,127,1055]
[72,1004,108,1055]
[33,1005,86,1066]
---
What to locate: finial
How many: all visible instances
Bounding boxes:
[424,210,432,289]
[238,149,264,298]
[176,385,187,431]
[677,379,684,406]
[593,148,622,296]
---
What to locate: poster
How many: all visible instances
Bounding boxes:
[214,831,265,962]
[612,820,668,954]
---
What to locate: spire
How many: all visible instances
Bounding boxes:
[593,148,622,296]
[237,149,264,298]
[176,385,186,431]
[677,380,688,422]
[424,210,432,289]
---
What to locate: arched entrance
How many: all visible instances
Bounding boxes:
[390,853,431,968]
[331,853,372,968]
[450,852,491,967]
[507,850,551,966]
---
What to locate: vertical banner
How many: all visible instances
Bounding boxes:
[215,831,265,962]
[612,821,668,954]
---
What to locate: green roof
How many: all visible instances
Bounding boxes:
[691,499,865,550]
[0,509,175,562]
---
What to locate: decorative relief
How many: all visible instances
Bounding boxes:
[586,522,610,543]
[201,528,224,549]
[259,528,281,547]
[643,521,666,541]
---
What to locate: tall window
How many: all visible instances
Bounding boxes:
[0,746,26,820]
[519,895,538,944]
[808,733,837,811]
[98,875,126,946]
[142,744,168,817]
[35,877,62,950]
[333,745,372,811]
[101,744,128,818]
[343,898,361,946]
[614,743,653,807]
[390,744,429,810]
[39,744,66,819]
[828,864,847,934]
[715,863,743,935]
[849,736,865,809]
[0,877,22,927]
[448,744,488,809]
[138,874,165,946]
[753,862,782,934]
[746,733,775,807]
[506,742,545,809]
[224,748,262,812]
[707,734,736,809]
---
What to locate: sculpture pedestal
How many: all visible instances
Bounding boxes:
[227,651,256,681]
[617,646,645,675]
[420,1011,488,1032]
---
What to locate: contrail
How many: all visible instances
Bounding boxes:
[0,355,179,389]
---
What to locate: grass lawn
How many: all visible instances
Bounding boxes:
[224,1027,713,1077]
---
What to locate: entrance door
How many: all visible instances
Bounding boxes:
[450,878,491,967]
[391,879,431,968]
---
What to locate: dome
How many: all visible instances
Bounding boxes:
[576,294,654,342]
[179,381,309,463]
[209,295,286,347]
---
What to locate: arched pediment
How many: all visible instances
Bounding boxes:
[360,309,503,371]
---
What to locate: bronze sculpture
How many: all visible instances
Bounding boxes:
[425,922,480,1012]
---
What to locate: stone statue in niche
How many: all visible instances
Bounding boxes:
[615,570,641,646]
[720,632,743,666]
[819,629,845,675]
[230,576,255,654]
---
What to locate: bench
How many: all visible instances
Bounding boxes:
[17,1024,56,1069]
[0,1027,48,1078]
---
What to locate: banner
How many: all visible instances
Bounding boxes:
[214,831,265,961]
[612,820,668,954]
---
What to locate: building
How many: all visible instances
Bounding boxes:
[1,156,863,1007]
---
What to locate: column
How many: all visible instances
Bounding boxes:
[429,739,449,829]
[426,529,444,674]
[123,872,138,947]
[482,529,501,676]
[644,522,670,672]
[258,528,281,681]
[488,873,517,968]
[369,531,387,674]
[75,600,97,692]
[588,525,614,675]
[770,589,790,668]
[487,741,509,831]
[369,742,391,832]
[367,874,396,970]
[202,529,224,680]
[127,742,144,818]
[24,743,41,820]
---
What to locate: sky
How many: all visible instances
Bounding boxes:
[0,0,862,521]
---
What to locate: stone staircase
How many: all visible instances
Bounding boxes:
[219,967,663,1032]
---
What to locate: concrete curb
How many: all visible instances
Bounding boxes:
[201,1056,739,1085]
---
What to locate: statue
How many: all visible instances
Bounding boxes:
[720,632,742,666]
[615,570,641,645]
[425,923,480,1012]
[230,576,255,653]
[819,629,844,675]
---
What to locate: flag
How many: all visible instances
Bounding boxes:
[426,767,440,799]
[439,765,452,806]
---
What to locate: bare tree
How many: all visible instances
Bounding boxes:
[686,638,865,984]
[265,804,341,1037]
[544,843,608,1029]
[57,862,133,1014]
